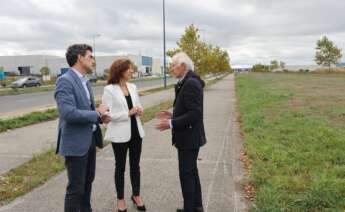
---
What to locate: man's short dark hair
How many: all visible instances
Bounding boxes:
[65,44,93,67]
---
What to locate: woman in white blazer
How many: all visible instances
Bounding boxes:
[102,59,146,212]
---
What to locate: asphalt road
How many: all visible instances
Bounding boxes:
[0,78,175,115]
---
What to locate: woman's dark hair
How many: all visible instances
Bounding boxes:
[107,59,133,84]
[65,44,93,67]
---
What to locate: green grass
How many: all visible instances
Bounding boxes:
[236,73,345,211]
[139,84,174,96]
[0,109,58,133]
[140,99,173,123]
[0,150,64,206]
[0,99,174,206]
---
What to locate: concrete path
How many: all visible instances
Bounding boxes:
[0,75,248,212]
[0,87,175,175]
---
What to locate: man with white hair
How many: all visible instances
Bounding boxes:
[156,52,206,212]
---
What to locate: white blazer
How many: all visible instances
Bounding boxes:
[102,83,145,143]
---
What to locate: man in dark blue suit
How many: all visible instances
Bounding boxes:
[55,44,110,212]
[156,52,206,212]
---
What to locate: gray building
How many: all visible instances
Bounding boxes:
[0,54,163,77]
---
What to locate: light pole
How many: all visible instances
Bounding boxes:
[162,0,167,88]
[92,34,101,76]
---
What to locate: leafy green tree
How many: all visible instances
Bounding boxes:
[270,60,279,70]
[167,24,231,77]
[251,64,270,72]
[315,36,342,71]
[40,66,50,76]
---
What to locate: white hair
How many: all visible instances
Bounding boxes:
[171,52,194,71]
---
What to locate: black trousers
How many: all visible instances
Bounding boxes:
[64,136,96,212]
[178,148,203,212]
[112,137,142,199]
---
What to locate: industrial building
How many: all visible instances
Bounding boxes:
[0,54,163,77]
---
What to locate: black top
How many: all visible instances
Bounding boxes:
[125,94,141,140]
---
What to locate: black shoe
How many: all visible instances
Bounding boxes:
[131,196,146,211]
[194,207,204,212]
[117,209,127,212]
[176,208,204,212]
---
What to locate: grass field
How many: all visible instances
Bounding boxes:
[236,73,345,211]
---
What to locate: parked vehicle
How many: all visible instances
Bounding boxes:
[86,74,98,83]
[10,77,41,88]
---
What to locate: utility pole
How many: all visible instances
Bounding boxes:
[163,0,167,88]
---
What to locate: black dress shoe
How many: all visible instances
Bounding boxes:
[194,207,204,212]
[131,196,146,211]
[176,208,204,212]
[117,209,127,212]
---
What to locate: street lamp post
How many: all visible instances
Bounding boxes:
[163,0,167,88]
[92,34,101,76]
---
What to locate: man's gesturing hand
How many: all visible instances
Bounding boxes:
[155,119,170,131]
[156,111,172,120]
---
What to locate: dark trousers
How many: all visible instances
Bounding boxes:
[178,148,203,212]
[64,136,96,212]
[112,137,142,199]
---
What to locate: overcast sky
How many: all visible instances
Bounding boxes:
[0,0,344,67]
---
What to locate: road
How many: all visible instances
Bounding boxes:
[0,78,175,115]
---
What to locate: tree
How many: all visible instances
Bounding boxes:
[167,24,232,77]
[40,66,50,76]
[280,61,286,69]
[315,36,342,71]
[270,60,279,70]
[251,64,270,72]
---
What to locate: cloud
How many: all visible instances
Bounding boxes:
[0,0,344,66]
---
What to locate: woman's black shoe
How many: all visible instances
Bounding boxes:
[131,196,146,211]
[117,209,127,212]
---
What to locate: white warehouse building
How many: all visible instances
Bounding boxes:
[0,54,163,77]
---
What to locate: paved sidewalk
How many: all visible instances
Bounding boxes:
[0,74,248,212]
[0,87,175,175]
